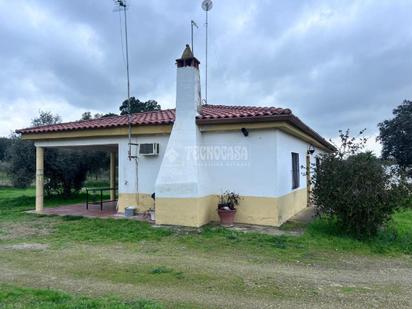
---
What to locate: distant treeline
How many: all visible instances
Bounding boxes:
[0,112,109,196]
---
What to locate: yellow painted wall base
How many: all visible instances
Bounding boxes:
[155,188,307,227]
[276,189,308,224]
[117,193,154,213]
[155,196,216,227]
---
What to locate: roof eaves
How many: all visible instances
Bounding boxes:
[286,115,336,152]
[196,115,336,152]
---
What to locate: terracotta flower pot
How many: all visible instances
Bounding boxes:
[217,208,237,226]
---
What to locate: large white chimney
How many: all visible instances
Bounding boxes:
[175,44,202,116]
[155,45,202,198]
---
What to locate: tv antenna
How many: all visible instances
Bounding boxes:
[114,0,133,160]
[202,0,213,104]
[191,20,198,56]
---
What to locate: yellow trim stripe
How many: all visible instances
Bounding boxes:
[21,125,172,141]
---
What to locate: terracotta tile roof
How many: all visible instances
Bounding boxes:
[16,104,334,151]
[17,109,175,134]
[17,105,291,134]
[199,105,291,120]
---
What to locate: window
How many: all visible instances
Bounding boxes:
[292,152,300,189]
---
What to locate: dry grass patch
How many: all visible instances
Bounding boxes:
[0,221,55,241]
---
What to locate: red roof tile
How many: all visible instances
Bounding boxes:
[199,105,291,120]
[17,105,291,134]
[16,104,334,150]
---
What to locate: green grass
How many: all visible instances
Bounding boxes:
[0,284,162,309]
[304,211,412,255]
[0,186,35,200]
[84,179,110,188]
[0,187,88,221]
[51,217,171,244]
[1,187,411,257]
[0,187,411,308]
[278,220,307,231]
[188,209,412,257]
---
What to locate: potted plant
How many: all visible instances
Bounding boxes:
[217,191,240,226]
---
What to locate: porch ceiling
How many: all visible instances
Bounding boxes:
[46,144,118,152]
[34,137,119,152]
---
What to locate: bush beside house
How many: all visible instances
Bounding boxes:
[312,129,410,239]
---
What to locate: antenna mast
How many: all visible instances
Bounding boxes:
[114,0,133,160]
[191,20,198,55]
[202,0,213,104]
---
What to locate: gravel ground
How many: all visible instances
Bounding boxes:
[0,241,411,308]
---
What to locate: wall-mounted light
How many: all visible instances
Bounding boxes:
[241,128,249,137]
[307,145,315,155]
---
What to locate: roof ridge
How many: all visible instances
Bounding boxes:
[204,104,290,110]
[129,108,176,115]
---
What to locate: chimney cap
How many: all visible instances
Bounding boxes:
[181,44,194,60]
[176,44,200,68]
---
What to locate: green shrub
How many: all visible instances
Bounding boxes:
[6,138,36,188]
[312,130,409,239]
[399,185,412,209]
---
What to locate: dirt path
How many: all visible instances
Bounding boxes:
[1,242,411,308]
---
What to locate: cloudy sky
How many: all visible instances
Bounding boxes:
[1,0,411,153]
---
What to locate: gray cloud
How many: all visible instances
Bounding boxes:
[0,0,411,149]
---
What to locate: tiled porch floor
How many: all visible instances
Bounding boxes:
[38,201,153,222]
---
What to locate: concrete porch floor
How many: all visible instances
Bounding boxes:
[33,201,153,223]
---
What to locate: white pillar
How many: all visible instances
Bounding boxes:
[110,151,116,200]
[306,154,311,207]
[35,147,44,212]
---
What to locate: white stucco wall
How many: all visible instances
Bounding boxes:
[275,130,309,196]
[198,128,322,198]
[118,135,169,195]
[199,129,277,197]
[274,130,324,196]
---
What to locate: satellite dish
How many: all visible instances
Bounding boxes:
[202,0,213,11]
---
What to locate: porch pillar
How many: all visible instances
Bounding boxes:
[35,147,44,212]
[306,154,311,207]
[110,151,116,201]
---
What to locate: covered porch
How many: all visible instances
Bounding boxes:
[34,138,119,214]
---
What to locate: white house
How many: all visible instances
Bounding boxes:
[17,45,335,227]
